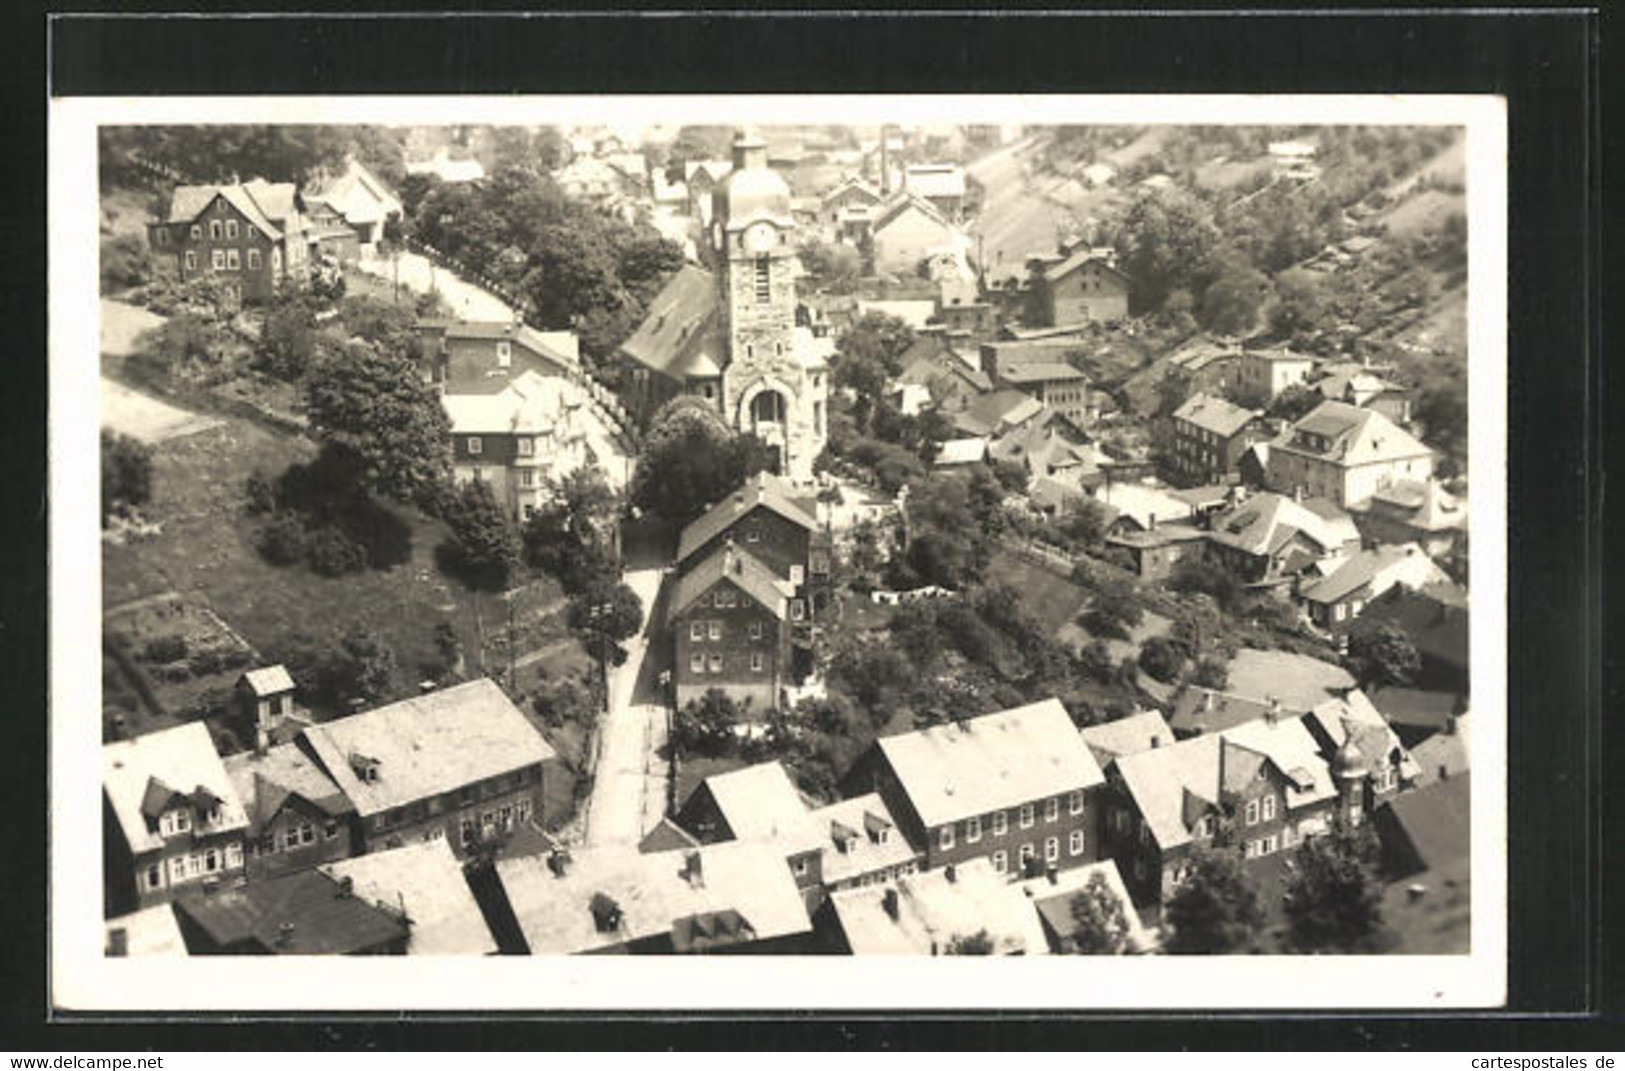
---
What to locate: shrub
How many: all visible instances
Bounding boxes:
[255,513,309,566]
[139,635,187,663]
[101,431,154,525]
[100,232,151,293]
[220,647,254,670]
[1138,636,1184,683]
[161,663,192,683]
[244,469,277,516]
[187,648,224,676]
[305,525,369,577]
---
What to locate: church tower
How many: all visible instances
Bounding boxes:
[711,129,828,484]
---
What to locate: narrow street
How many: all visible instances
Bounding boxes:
[356,247,515,321]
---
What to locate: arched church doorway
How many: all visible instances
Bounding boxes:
[750,389,787,427]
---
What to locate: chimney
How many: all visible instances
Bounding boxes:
[1148,511,1157,531]
[1266,695,1280,725]
[882,886,900,920]
[1438,764,1450,782]
[1293,485,1305,503]
[275,922,295,949]
[944,864,957,884]
[1045,862,1059,885]
[337,876,354,899]
[684,850,705,889]
[548,847,572,877]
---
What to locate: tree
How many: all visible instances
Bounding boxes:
[943,930,996,955]
[1345,621,1421,689]
[629,397,773,523]
[303,339,452,506]
[833,312,916,407]
[1269,269,1326,338]
[1266,383,1323,424]
[1138,635,1185,683]
[1067,872,1133,954]
[441,479,522,591]
[324,628,398,706]
[101,430,153,525]
[673,688,741,757]
[1199,262,1270,337]
[1415,380,1468,461]
[524,466,623,587]
[1283,827,1387,953]
[568,580,644,651]
[255,293,320,381]
[1082,575,1143,640]
[1192,657,1231,690]
[1113,190,1221,313]
[1163,848,1265,954]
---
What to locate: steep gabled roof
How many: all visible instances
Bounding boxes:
[1280,400,1433,468]
[104,723,250,855]
[685,760,823,855]
[224,742,354,834]
[1042,248,1131,286]
[321,838,496,955]
[1173,392,1260,439]
[669,544,795,622]
[165,184,285,241]
[676,473,817,566]
[174,867,408,955]
[870,192,952,235]
[1078,709,1175,765]
[618,264,722,381]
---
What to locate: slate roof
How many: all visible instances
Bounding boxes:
[1280,401,1433,467]
[1173,392,1260,439]
[174,867,408,955]
[1207,492,1357,558]
[302,678,556,818]
[828,857,1049,956]
[1017,858,1152,953]
[1360,585,1470,671]
[676,473,818,566]
[1078,709,1175,766]
[1377,772,1471,875]
[669,544,794,622]
[495,839,811,955]
[1169,688,1304,738]
[953,390,1045,437]
[1299,544,1448,607]
[165,183,286,241]
[321,838,496,955]
[104,723,250,855]
[1409,719,1471,787]
[440,370,587,437]
[1224,648,1356,712]
[619,264,723,381]
[224,742,353,834]
[874,699,1105,829]
[1092,482,1197,532]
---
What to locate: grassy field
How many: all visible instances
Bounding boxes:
[985,549,1091,638]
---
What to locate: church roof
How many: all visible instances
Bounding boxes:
[619,265,723,382]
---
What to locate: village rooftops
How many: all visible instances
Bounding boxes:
[676,472,818,566]
[1207,491,1357,557]
[829,857,1049,956]
[1041,248,1130,285]
[856,299,937,331]
[669,543,796,623]
[164,182,290,241]
[440,370,587,438]
[224,742,353,834]
[301,678,556,819]
[1298,543,1448,607]
[1377,772,1471,876]
[1409,717,1470,787]
[684,761,824,856]
[1092,481,1197,532]
[495,839,811,955]
[1359,478,1468,532]
[1302,689,1420,783]
[1246,346,1316,364]
[104,722,250,856]
[1078,709,1176,766]
[953,390,1045,437]
[999,362,1088,385]
[304,158,402,226]
[420,318,581,369]
[1169,688,1304,738]
[808,793,920,886]
[320,838,496,955]
[1173,392,1261,439]
[875,698,1106,830]
[1279,400,1433,466]
[870,192,953,234]
[105,904,186,958]
[175,867,409,955]
[903,163,967,200]
[1014,858,1152,954]
[1225,648,1356,712]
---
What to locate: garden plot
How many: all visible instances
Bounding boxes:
[103,592,258,725]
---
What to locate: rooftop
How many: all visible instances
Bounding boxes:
[440,370,589,437]
[105,904,186,958]
[104,722,249,856]
[828,857,1049,956]
[1000,362,1088,385]
[174,867,409,955]
[301,678,556,818]
[1078,709,1176,766]
[669,543,795,622]
[1206,492,1357,559]
[1173,392,1260,439]
[240,664,295,697]
[677,472,818,566]
[1299,543,1449,607]
[1279,401,1433,468]
[1378,772,1471,875]
[903,163,967,200]
[321,838,496,955]
[1224,648,1356,712]
[618,264,723,381]
[807,793,921,886]
[224,742,353,834]
[1014,858,1152,953]
[1169,688,1304,738]
[685,761,824,856]
[875,698,1105,829]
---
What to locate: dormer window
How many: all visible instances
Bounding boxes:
[349,753,381,784]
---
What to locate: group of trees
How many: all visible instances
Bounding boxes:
[629,397,775,524]
[101,430,153,526]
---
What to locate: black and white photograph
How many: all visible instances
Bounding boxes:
[50,93,1507,1009]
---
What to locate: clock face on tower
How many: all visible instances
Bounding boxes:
[742,222,776,255]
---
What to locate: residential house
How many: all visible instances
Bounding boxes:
[820,176,884,229]
[989,410,1100,485]
[1164,339,1244,401]
[1169,688,1303,740]
[493,840,812,955]
[1350,478,1468,563]
[951,389,1045,439]
[937,298,997,339]
[417,318,581,394]
[1204,490,1361,585]
[1314,368,1414,426]
[1300,688,1422,810]
[1029,249,1130,327]
[104,904,186,959]
[1103,712,1344,907]
[1236,347,1316,402]
[103,722,250,911]
[840,699,1107,882]
[303,157,402,251]
[1092,481,1199,537]
[676,762,828,907]
[554,155,632,204]
[867,194,961,278]
[146,180,312,303]
[233,664,312,750]
[1407,714,1471,789]
[902,163,967,221]
[300,678,556,858]
[173,867,410,955]
[1359,582,1470,694]
[1104,523,1208,581]
[933,437,990,471]
[809,794,924,894]
[1013,858,1153,954]
[1078,710,1176,769]
[224,741,355,881]
[1169,393,1266,485]
[676,472,826,616]
[819,857,1049,955]
[321,838,498,955]
[1267,401,1435,508]
[442,370,596,520]
[669,542,796,714]
[1373,772,1470,881]
[1298,543,1454,631]
[993,362,1094,429]
[896,340,992,416]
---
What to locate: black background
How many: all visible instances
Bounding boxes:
[9,5,1612,1050]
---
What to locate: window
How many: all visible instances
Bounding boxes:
[1019,843,1035,867]
[460,819,478,847]
[225,843,243,869]
[210,220,223,240]
[1244,839,1259,859]
[168,857,187,884]
[1045,797,1059,822]
[966,816,982,843]
[1262,834,1278,855]
[299,822,316,845]
[211,249,226,271]
[271,248,281,272]
[1019,803,1035,829]
[754,257,771,303]
[939,825,955,851]
[1112,809,1130,835]
[467,437,482,455]
[1197,815,1214,839]
[1069,829,1085,856]
[516,437,534,456]
[1261,794,1277,822]
[516,797,532,825]
[789,564,804,585]
[790,600,806,621]
[1045,836,1060,862]
[247,248,261,270]
[226,219,239,239]
[746,527,760,543]
[190,224,202,240]
[708,621,722,641]
[708,653,723,673]
[992,850,1007,874]
[145,864,162,889]
[204,848,220,873]
[748,621,763,640]
[690,652,705,673]
[519,470,536,489]
[184,250,198,272]
[1244,799,1260,826]
[690,622,704,642]
[715,589,735,608]
[496,341,512,366]
[226,248,241,270]
[325,820,339,840]
[750,652,764,672]
[992,810,1007,836]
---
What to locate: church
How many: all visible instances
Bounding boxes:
[615,129,831,484]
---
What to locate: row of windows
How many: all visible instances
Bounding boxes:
[158,806,220,837]
[937,792,1085,850]
[1242,794,1279,826]
[147,842,245,889]
[457,798,533,846]
[183,247,273,273]
[374,770,534,832]
[690,618,765,642]
[689,650,766,674]
[467,435,546,456]
[250,819,341,857]
[835,860,919,890]
[988,830,1086,874]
